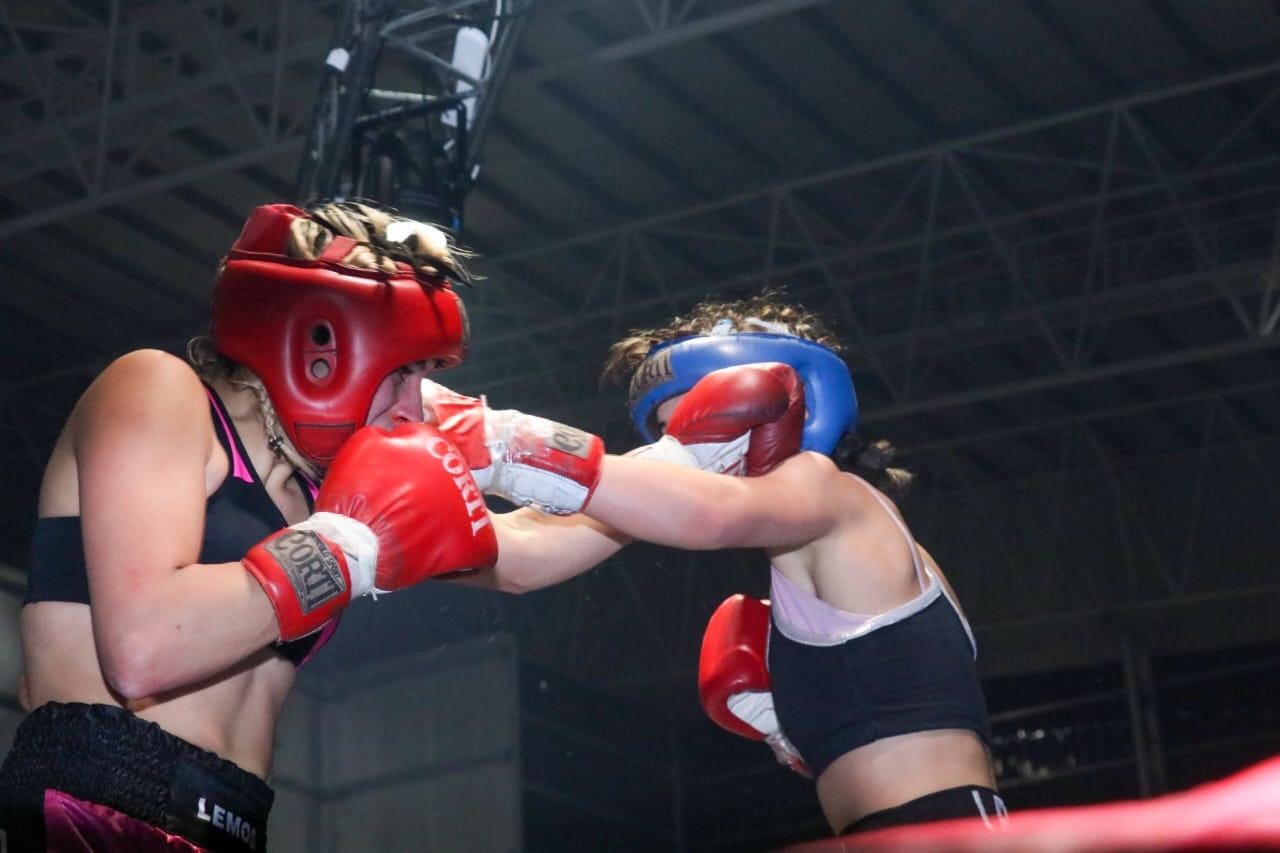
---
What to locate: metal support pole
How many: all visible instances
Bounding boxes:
[1121,633,1167,798]
[293,1,535,231]
[295,0,400,204]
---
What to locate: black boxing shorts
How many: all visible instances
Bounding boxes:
[842,785,1008,835]
[0,702,273,853]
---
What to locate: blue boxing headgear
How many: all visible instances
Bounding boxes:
[628,330,858,454]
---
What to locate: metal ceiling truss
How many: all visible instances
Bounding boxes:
[460,59,1280,413]
[0,0,336,239]
[0,0,537,239]
[437,60,1280,692]
[512,0,837,87]
[0,0,839,241]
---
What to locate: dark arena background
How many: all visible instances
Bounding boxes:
[2,1,1280,851]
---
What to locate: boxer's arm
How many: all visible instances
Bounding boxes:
[583,450,842,550]
[459,450,844,595]
[75,351,283,699]
[448,453,843,593]
[450,507,632,594]
[572,361,834,548]
[435,363,816,588]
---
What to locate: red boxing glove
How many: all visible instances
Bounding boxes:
[631,363,804,476]
[736,363,805,476]
[699,594,812,778]
[423,379,605,515]
[243,424,498,641]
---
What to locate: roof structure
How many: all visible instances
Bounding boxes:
[2,0,1279,731]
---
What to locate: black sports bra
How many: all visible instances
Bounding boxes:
[25,385,336,666]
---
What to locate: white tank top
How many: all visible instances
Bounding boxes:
[769,475,976,655]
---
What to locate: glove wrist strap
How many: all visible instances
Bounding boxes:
[626,435,697,467]
[292,512,378,598]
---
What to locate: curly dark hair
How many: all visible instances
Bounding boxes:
[603,288,912,500]
[600,289,841,387]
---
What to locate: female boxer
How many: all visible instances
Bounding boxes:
[0,201,498,852]
[436,291,1005,837]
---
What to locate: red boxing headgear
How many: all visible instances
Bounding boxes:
[211,204,468,466]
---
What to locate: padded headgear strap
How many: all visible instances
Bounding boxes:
[629,332,857,455]
[212,204,468,466]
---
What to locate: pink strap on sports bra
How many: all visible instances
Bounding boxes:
[207,389,252,484]
[206,389,320,500]
[299,471,319,500]
[298,617,339,666]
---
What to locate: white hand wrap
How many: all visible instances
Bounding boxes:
[488,462,593,516]
[626,433,749,475]
[727,690,779,733]
[291,512,378,598]
[466,461,495,491]
[424,380,604,515]
[481,408,604,515]
[763,731,811,777]
[728,691,812,778]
